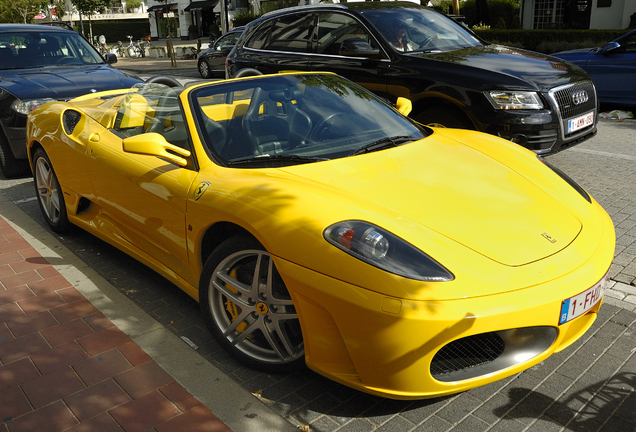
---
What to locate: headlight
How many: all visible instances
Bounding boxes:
[538,156,591,203]
[324,221,454,281]
[11,98,57,115]
[485,91,543,110]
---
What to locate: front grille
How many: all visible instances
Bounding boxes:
[549,81,597,142]
[63,110,82,135]
[551,81,596,120]
[431,332,505,378]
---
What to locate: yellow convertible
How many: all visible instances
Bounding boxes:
[26,73,614,399]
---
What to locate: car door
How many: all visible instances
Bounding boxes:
[84,90,198,280]
[307,12,391,100]
[207,30,242,71]
[586,33,636,105]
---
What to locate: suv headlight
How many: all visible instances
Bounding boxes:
[11,98,57,115]
[324,221,454,281]
[485,91,543,110]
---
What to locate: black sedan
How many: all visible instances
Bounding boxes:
[553,29,636,108]
[198,27,244,79]
[0,23,141,177]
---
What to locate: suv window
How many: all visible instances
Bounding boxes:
[315,12,380,55]
[258,14,315,52]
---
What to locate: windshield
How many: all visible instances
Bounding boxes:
[191,74,427,167]
[0,30,104,69]
[357,5,482,53]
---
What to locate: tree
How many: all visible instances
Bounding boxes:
[1,0,48,24]
[71,0,111,39]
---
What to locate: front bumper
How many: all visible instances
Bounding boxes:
[273,197,614,400]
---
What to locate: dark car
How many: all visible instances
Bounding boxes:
[226,2,598,155]
[0,23,142,177]
[198,27,245,78]
[552,29,636,108]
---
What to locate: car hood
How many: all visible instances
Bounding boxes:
[414,44,589,91]
[279,132,582,267]
[0,65,140,100]
[551,48,598,62]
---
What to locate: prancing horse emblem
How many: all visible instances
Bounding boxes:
[542,232,557,243]
[194,182,210,201]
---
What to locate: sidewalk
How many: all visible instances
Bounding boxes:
[0,198,296,432]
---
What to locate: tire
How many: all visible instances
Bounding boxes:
[32,148,71,233]
[198,59,211,79]
[127,46,140,59]
[199,235,305,372]
[233,68,263,78]
[0,133,30,178]
[415,106,474,129]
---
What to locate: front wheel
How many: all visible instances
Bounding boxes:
[127,46,140,59]
[199,235,305,372]
[32,148,71,233]
[198,59,211,79]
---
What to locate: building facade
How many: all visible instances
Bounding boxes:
[520,0,636,30]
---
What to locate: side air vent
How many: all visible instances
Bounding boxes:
[63,110,82,135]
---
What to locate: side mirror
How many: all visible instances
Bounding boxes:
[599,41,620,55]
[104,53,118,64]
[123,133,191,167]
[396,97,412,116]
[339,38,380,58]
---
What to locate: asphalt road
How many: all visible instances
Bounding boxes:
[2,95,635,431]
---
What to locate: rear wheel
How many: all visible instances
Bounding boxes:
[200,235,305,372]
[415,106,474,129]
[32,148,71,233]
[198,59,211,79]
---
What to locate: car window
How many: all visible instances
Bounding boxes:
[112,84,190,150]
[215,31,241,48]
[357,6,481,53]
[315,12,381,56]
[0,30,103,69]
[619,33,636,53]
[190,74,427,167]
[260,14,315,52]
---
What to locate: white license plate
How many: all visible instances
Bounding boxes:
[567,112,595,134]
[559,273,609,325]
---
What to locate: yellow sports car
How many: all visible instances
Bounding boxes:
[26,72,614,400]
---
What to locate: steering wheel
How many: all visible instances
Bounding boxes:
[312,112,348,141]
[145,75,182,87]
[57,57,80,65]
[419,35,436,49]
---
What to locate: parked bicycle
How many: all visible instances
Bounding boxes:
[113,40,126,57]
[126,35,145,59]
[93,34,108,56]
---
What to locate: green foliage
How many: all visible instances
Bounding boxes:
[72,0,111,16]
[126,0,141,12]
[474,29,625,53]
[1,0,48,23]
[459,0,520,29]
[232,9,261,27]
[81,19,149,41]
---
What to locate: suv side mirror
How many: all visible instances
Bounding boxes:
[104,53,118,64]
[599,41,620,55]
[339,38,380,58]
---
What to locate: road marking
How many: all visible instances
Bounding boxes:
[570,148,636,161]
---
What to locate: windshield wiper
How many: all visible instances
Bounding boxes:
[227,154,330,167]
[350,136,414,156]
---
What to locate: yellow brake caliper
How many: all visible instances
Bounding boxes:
[224,268,248,334]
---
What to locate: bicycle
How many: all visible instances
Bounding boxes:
[113,40,126,57]
[93,34,108,56]
[126,35,145,59]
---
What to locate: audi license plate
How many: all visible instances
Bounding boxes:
[567,111,594,134]
[559,273,609,325]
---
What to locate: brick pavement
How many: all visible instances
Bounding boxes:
[0,217,231,432]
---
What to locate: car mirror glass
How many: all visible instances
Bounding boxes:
[339,38,380,58]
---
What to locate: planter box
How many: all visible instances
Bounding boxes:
[148,47,166,58]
